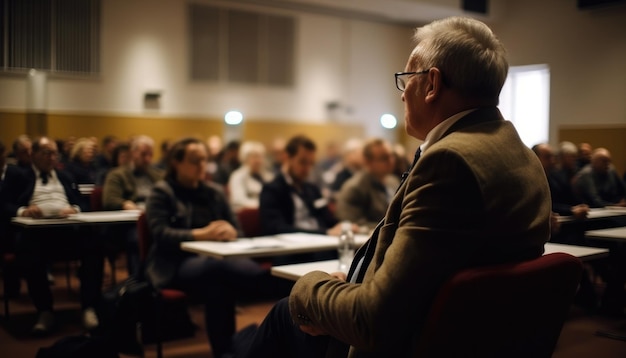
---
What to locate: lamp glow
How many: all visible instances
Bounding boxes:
[224,111,243,125]
[380,114,397,129]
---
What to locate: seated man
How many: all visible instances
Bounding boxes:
[336,138,399,230]
[532,143,589,219]
[103,135,163,275]
[243,16,550,357]
[259,135,344,237]
[0,137,103,335]
[574,147,626,208]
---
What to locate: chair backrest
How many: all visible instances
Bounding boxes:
[237,207,261,238]
[136,212,151,263]
[414,252,583,358]
[90,186,104,212]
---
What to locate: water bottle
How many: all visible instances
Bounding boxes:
[337,221,355,273]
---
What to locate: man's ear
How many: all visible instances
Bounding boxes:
[424,68,444,104]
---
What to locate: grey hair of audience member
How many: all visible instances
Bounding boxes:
[165,137,208,179]
[70,137,95,162]
[558,141,578,156]
[239,141,266,163]
[12,134,31,152]
[410,16,508,103]
[130,135,155,152]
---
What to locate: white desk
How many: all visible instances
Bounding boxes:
[557,207,626,223]
[11,210,141,227]
[271,243,610,281]
[180,232,370,259]
[585,227,626,242]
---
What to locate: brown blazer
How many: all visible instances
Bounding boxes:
[289,107,551,358]
[102,165,163,210]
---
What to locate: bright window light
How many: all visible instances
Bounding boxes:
[499,64,550,148]
[380,113,397,129]
[224,110,243,125]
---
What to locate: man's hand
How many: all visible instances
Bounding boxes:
[22,205,43,218]
[58,206,79,217]
[122,200,139,210]
[194,220,238,241]
[326,222,360,237]
[571,204,589,220]
[329,271,347,281]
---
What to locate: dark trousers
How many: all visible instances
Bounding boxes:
[15,226,104,312]
[103,225,140,277]
[172,255,275,358]
[242,297,348,358]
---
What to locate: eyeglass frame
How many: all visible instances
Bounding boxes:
[394,70,429,92]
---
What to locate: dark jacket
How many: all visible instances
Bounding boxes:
[259,173,337,235]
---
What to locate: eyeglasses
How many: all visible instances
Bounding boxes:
[395,70,429,92]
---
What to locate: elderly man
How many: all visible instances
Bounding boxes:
[243,17,550,358]
[574,147,626,208]
[103,135,163,274]
[336,138,399,230]
[0,137,104,335]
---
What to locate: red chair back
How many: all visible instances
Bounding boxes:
[137,212,151,263]
[414,252,583,358]
[90,186,104,211]
[237,207,262,237]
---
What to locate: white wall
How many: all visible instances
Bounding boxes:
[0,0,412,140]
[489,0,626,145]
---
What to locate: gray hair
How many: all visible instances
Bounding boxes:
[558,141,578,156]
[411,16,508,101]
[130,135,155,152]
[239,141,266,163]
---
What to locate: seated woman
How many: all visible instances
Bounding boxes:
[144,137,274,357]
[228,141,274,212]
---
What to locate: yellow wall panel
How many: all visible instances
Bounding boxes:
[0,112,27,147]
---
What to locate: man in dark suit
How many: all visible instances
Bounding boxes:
[243,17,551,358]
[259,135,344,236]
[0,137,104,335]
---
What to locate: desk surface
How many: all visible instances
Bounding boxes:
[558,207,626,223]
[271,242,610,281]
[181,232,370,259]
[11,210,141,227]
[586,227,626,242]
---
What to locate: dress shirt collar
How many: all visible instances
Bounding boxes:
[420,108,478,154]
[32,165,57,183]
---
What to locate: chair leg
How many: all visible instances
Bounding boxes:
[155,292,163,358]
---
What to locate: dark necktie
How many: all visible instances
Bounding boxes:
[40,172,49,185]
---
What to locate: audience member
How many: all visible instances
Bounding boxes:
[228,141,274,212]
[96,141,131,185]
[556,141,579,181]
[103,135,163,274]
[0,140,6,190]
[532,143,589,218]
[243,16,550,357]
[577,142,593,170]
[336,138,399,230]
[327,138,363,195]
[65,137,98,185]
[574,147,626,208]
[212,140,241,185]
[269,137,287,173]
[9,134,32,168]
[94,135,118,173]
[154,138,171,170]
[391,143,411,180]
[145,137,278,357]
[260,135,344,236]
[0,137,103,335]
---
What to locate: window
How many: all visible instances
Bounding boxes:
[0,0,101,75]
[189,3,295,86]
[499,64,550,148]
